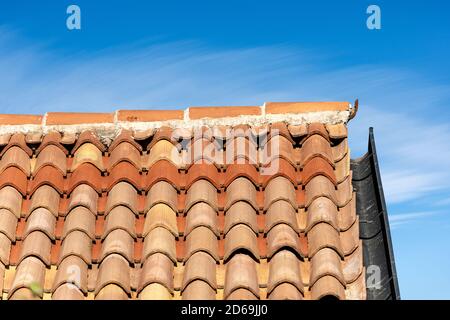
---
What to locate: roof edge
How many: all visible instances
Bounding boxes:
[0,101,353,136]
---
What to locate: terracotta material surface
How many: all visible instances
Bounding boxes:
[0,113,364,300]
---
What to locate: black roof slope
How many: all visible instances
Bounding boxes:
[351,128,401,300]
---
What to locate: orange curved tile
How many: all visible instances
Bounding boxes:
[107,161,142,192]
[139,252,174,294]
[67,163,103,194]
[144,159,181,191]
[33,145,67,177]
[224,224,259,262]
[0,133,32,157]
[0,146,31,177]
[72,131,106,155]
[223,164,260,188]
[0,167,28,196]
[225,177,258,211]
[185,163,222,190]
[223,253,259,299]
[108,141,142,171]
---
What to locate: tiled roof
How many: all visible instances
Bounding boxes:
[0,102,367,300]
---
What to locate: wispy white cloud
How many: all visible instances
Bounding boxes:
[389,211,443,230]
[1,26,450,209]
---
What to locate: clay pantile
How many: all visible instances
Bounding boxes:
[71,143,105,172]
[144,160,180,191]
[105,182,138,215]
[265,200,299,234]
[184,226,219,262]
[260,157,298,187]
[225,178,258,212]
[307,123,330,139]
[305,175,336,208]
[224,224,259,261]
[138,252,174,294]
[72,131,106,154]
[182,280,216,300]
[67,184,98,214]
[0,208,18,241]
[306,197,339,232]
[146,140,182,169]
[224,136,258,165]
[108,141,142,171]
[302,156,336,186]
[326,123,348,139]
[310,275,345,300]
[288,124,308,138]
[52,284,85,300]
[108,161,142,192]
[259,135,295,167]
[270,122,294,143]
[182,251,217,291]
[227,288,258,300]
[0,233,11,265]
[23,208,56,240]
[0,133,32,157]
[0,186,23,218]
[147,127,175,147]
[18,230,52,266]
[264,176,297,210]
[269,282,303,300]
[139,283,172,300]
[307,223,343,258]
[332,138,348,163]
[224,164,260,188]
[267,250,303,295]
[96,284,129,300]
[100,229,134,263]
[0,167,28,196]
[267,224,301,259]
[29,185,60,217]
[186,138,223,167]
[143,203,178,238]
[343,244,363,284]
[185,179,218,213]
[9,256,46,298]
[184,202,218,237]
[185,163,222,190]
[35,132,66,155]
[109,129,142,152]
[66,163,102,194]
[340,217,359,256]
[0,146,31,176]
[146,181,178,214]
[95,254,130,295]
[224,253,259,299]
[28,166,65,195]
[63,206,96,240]
[345,271,366,300]
[224,202,258,235]
[52,255,88,293]
[299,134,333,168]
[59,230,92,265]
[335,153,350,184]
[142,227,176,264]
[33,145,67,176]
[338,195,356,231]
[104,205,136,239]
[336,174,353,208]
[118,109,183,122]
[310,247,345,287]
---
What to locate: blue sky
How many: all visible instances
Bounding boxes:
[1,1,450,299]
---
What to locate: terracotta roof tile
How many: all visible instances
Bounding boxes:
[0,102,369,300]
